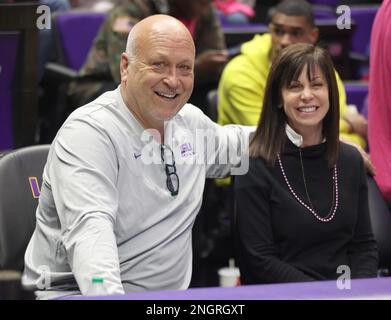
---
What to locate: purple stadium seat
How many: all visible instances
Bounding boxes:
[0,32,19,151]
[313,5,336,20]
[351,6,379,56]
[54,11,107,71]
[361,93,368,119]
[214,9,227,26]
[222,23,268,47]
[309,0,339,6]
[344,81,368,114]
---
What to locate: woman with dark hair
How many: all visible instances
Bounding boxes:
[234,43,378,284]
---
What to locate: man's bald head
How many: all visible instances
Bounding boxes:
[126,14,195,62]
[119,14,196,134]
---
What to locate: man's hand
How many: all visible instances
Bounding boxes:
[341,138,376,176]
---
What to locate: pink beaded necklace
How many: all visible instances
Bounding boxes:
[277,149,339,222]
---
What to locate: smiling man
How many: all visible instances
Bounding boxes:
[22,15,252,299]
[68,0,228,111]
[119,16,196,138]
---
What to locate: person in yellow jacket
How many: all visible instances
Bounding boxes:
[218,0,367,148]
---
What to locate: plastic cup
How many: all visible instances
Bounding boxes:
[218,267,240,287]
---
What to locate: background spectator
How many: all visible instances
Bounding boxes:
[368,0,391,208]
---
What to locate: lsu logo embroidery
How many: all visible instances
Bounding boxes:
[29,177,41,198]
[180,143,194,157]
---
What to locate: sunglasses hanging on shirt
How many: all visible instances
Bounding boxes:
[160,144,179,196]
